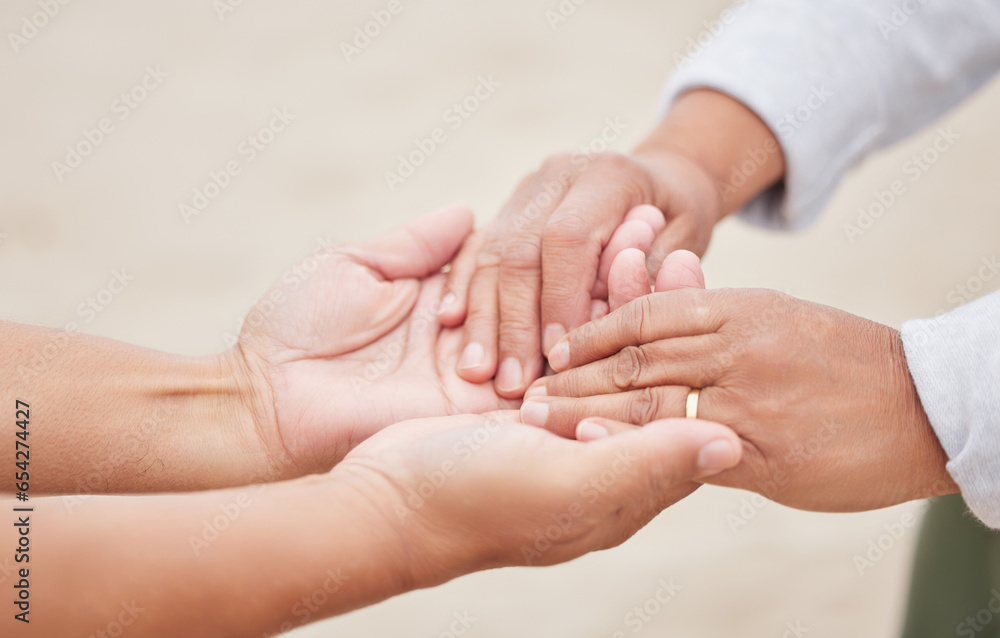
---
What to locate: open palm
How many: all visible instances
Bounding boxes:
[237,205,515,475]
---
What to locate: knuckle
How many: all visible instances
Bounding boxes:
[540,152,574,173]
[626,387,665,425]
[543,210,591,246]
[612,346,645,391]
[500,238,542,274]
[623,296,654,342]
[593,151,633,172]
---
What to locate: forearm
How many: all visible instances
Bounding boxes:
[1,320,284,494]
[3,477,410,637]
[634,88,786,221]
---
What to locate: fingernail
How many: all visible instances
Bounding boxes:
[496,358,524,392]
[697,439,739,476]
[459,342,486,370]
[520,400,549,427]
[548,341,570,371]
[576,420,609,441]
[439,292,457,315]
[524,385,547,400]
[543,324,567,355]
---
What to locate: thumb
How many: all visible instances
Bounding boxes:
[654,250,706,292]
[583,418,741,499]
[347,203,475,280]
[607,248,652,312]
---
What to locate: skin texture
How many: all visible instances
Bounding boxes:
[1,204,516,494]
[235,203,520,476]
[441,89,785,398]
[2,412,741,637]
[522,254,959,512]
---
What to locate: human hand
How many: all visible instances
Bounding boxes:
[439,89,787,400]
[332,410,741,587]
[438,149,722,399]
[522,266,957,512]
[234,204,516,477]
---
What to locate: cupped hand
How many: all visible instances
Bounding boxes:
[234,205,517,477]
[438,147,724,399]
[522,258,957,512]
[331,410,741,588]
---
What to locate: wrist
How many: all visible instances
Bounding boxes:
[635,88,786,220]
[632,149,728,228]
[219,345,300,483]
[884,327,960,501]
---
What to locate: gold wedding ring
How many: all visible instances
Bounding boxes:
[686,388,701,419]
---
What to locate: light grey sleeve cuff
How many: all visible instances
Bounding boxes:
[901,285,1000,528]
[658,0,1000,231]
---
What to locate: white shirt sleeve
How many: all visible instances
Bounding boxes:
[658,0,1000,526]
[660,0,1000,230]
[901,288,1000,528]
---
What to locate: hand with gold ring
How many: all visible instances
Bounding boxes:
[520,250,959,512]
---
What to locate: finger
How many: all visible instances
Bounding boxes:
[439,227,490,327]
[540,165,656,354]
[590,299,609,322]
[624,204,667,235]
[645,215,703,282]
[532,336,719,399]
[581,418,742,499]
[547,289,722,372]
[608,248,651,312]
[575,417,639,442]
[520,385,695,438]
[591,220,654,299]
[350,203,474,280]
[654,250,706,292]
[456,261,500,383]
[495,165,580,396]
[496,232,546,396]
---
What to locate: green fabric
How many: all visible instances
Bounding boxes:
[901,494,1000,638]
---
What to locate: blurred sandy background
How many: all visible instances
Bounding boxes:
[2,1,999,636]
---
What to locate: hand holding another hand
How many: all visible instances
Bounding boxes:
[333,409,741,588]
[523,255,958,512]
